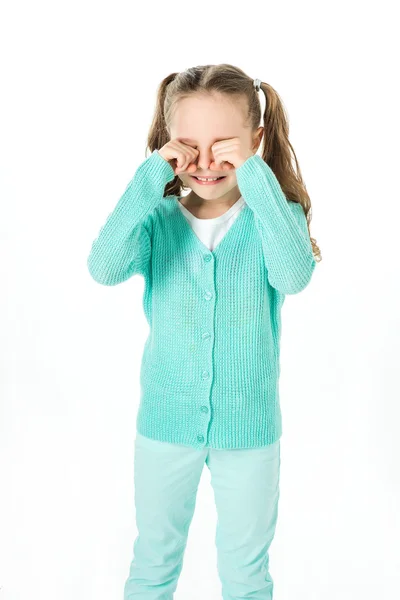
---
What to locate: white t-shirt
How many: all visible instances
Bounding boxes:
[177,195,246,252]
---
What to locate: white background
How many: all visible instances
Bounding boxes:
[1,1,399,599]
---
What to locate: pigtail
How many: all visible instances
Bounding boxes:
[146,73,181,198]
[258,82,320,261]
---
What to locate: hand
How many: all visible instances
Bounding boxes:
[208,137,254,171]
[158,140,199,175]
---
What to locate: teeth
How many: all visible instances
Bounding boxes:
[196,177,220,181]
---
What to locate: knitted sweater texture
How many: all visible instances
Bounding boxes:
[87,149,316,449]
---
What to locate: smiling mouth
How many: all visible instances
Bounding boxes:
[191,176,226,181]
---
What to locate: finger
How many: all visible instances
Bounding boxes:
[175,159,188,173]
[185,150,199,171]
[176,153,187,169]
[176,150,198,173]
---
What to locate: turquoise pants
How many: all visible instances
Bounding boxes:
[124,432,281,600]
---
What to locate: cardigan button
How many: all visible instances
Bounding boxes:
[200,405,209,413]
[202,332,211,340]
[204,254,212,262]
[201,370,210,379]
[204,291,212,300]
[197,434,205,443]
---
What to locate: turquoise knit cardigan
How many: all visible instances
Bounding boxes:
[87,149,316,449]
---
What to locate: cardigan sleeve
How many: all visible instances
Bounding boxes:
[235,153,316,295]
[87,149,176,285]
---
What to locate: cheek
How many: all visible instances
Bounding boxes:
[178,174,192,188]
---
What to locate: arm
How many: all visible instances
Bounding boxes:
[87,150,175,286]
[235,153,316,294]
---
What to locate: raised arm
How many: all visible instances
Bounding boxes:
[87,150,175,285]
[235,154,316,295]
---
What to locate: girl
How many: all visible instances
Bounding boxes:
[87,63,320,600]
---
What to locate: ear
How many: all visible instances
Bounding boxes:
[253,126,264,151]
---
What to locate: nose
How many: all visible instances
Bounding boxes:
[196,148,214,171]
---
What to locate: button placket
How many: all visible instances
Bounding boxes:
[196,252,215,446]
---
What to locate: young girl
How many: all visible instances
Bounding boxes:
[87,63,320,600]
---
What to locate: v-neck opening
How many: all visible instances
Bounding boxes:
[173,196,249,254]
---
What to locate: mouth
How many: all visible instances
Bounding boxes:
[190,175,227,185]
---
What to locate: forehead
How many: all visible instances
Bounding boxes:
[170,92,249,142]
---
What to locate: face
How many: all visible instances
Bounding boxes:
[169,92,262,204]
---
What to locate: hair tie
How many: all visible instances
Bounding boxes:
[253,78,262,92]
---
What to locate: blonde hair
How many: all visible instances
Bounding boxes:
[146,63,321,262]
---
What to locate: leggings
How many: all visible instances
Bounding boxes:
[124,432,281,600]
